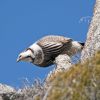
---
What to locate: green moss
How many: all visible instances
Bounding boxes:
[47,52,100,100]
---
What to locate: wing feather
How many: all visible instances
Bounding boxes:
[37,35,72,55]
[38,42,65,55]
[42,42,62,49]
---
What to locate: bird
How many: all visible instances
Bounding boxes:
[17,35,84,67]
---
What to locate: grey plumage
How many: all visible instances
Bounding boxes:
[17,35,84,67]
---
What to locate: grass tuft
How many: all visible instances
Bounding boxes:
[46,52,100,100]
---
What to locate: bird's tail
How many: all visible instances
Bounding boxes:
[78,42,85,49]
[79,42,85,46]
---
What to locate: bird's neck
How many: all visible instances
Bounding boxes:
[29,43,44,64]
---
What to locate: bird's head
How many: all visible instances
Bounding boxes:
[17,43,43,65]
[17,49,35,63]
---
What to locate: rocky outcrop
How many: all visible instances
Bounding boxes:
[0,81,45,100]
[45,54,72,83]
[81,0,100,61]
[0,83,16,100]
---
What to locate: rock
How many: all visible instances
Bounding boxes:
[55,54,72,70]
[0,83,16,94]
[45,54,72,84]
[0,83,16,100]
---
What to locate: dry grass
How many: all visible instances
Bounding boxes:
[46,52,100,100]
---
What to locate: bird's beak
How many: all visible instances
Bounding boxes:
[17,56,25,62]
[16,58,20,62]
[17,57,22,62]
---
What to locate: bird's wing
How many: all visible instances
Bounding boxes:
[37,35,72,55]
[39,42,63,54]
[37,35,72,44]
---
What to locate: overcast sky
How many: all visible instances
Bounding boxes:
[0,0,95,87]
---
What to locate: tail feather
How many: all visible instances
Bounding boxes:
[79,42,85,46]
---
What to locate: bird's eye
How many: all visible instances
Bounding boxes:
[19,55,22,58]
